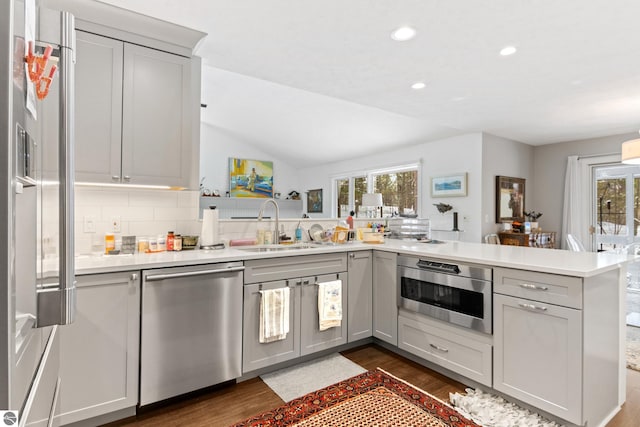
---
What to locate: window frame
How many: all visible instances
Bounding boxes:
[332,162,421,218]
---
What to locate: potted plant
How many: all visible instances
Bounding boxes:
[524,210,543,230]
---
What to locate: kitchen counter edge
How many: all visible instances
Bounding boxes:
[73,240,630,278]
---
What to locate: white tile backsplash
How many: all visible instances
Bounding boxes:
[74,189,365,255]
[74,187,200,255]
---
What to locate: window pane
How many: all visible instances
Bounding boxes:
[354,176,367,215]
[373,170,418,215]
[596,178,626,238]
[336,178,349,218]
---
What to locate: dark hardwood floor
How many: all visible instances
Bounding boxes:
[105,344,640,427]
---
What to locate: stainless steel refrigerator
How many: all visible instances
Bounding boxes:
[1,0,76,425]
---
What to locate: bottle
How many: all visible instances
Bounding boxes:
[138,237,149,253]
[104,233,115,254]
[167,231,175,251]
[157,234,166,252]
[174,234,183,251]
[295,222,303,242]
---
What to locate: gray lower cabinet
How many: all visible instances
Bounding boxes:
[75,29,196,188]
[493,267,621,426]
[300,272,348,355]
[243,280,300,373]
[243,254,349,373]
[398,312,492,386]
[372,251,397,345]
[347,251,372,342]
[57,271,139,426]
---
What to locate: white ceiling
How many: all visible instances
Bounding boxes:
[98,0,640,166]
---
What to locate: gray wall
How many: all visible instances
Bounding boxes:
[298,133,484,242]
[481,133,534,238]
[531,132,635,237]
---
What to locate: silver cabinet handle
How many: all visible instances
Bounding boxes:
[349,253,355,259]
[112,175,120,181]
[430,343,449,353]
[520,283,548,291]
[519,303,548,311]
[145,266,245,282]
[131,273,139,281]
[123,176,131,182]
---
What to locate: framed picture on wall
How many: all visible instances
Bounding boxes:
[431,173,467,197]
[496,175,525,223]
[307,189,323,213]
[228,158,273,198]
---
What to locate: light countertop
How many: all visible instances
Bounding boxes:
[73,239,631,278]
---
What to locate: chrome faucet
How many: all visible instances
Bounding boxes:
[258,198,280,244]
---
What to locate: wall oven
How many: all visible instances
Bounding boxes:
[397,256,493,334]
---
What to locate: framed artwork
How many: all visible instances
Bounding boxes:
[431,173,467,197]
[307,189,323,213]
[496,175,525,223]
[228,158,273,198]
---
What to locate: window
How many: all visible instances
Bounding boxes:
[594,164,640,251]
[373,169,418,214]
[333,164,419,217]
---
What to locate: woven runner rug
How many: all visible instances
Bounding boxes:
[230,368,479,426]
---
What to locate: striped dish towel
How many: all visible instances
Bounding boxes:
[318,280,342,331]
[259,287,290,343]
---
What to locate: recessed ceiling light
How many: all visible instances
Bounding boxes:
[500,46,517,56]
[391,26,416,41]
[411,82,426,90]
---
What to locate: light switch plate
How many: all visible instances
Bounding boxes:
[83,215,96,233]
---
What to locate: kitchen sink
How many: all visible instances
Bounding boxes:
[235,244,319,252]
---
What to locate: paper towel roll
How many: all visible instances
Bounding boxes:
[200,208,219,247]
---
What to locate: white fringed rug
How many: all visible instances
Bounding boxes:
[450,388,564,427]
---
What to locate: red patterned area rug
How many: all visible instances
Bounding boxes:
[230,368,479,426]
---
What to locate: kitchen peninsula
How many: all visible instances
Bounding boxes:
[63,240,629,427]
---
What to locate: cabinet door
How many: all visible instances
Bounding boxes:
[493,293,582,424]
[347,251,372,342]
[300,272,348,356]
[243,281,300,373]
[75,31,123,183]
[58,271,139,425]
[373,251,397,345]
[122,44,192,187]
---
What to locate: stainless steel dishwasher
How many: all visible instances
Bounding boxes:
[140,261,244,405]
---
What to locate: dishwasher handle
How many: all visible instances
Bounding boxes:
[145,266,245,282]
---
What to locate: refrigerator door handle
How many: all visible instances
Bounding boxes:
[37,11,76,327]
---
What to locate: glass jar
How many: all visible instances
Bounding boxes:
[174,234,183,251]
[138,237,149,253]
[104,233,115,254]
[167,231,175,251]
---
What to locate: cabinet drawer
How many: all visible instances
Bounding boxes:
[244,253,347,284]
[398,315,492,386]
[494,267,582,309]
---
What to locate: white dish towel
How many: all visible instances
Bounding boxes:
[259,287,290,343]
[318,280,342,331]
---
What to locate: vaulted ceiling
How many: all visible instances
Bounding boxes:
[98,0,640,166]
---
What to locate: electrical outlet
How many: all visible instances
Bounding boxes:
[83,215,96,233]
[111,216,121,233]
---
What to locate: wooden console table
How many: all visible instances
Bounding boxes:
[498,231,556,248]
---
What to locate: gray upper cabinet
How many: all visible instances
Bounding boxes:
[75,31,123,184]
[122,44,192,187]
[347,251,372,342]
[75,31,195,188]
